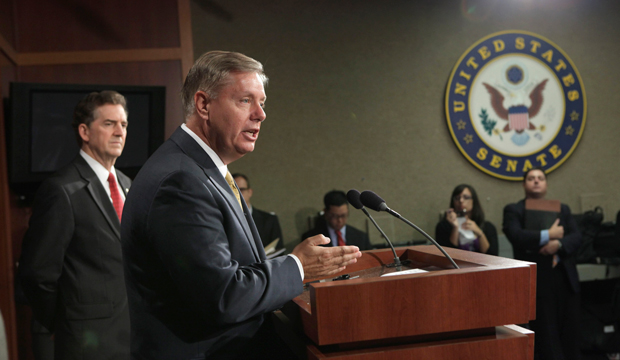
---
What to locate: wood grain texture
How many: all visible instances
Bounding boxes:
[305,325,533,360]
[0,32,18,65]
[177,0,194,81]
[14,0,180,52]
[17,48,183,66]
[0,75,18,360]
[292,246,536,346]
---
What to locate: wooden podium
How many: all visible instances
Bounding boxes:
[276,245,537,359]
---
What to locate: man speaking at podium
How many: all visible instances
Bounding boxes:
[121,51,361,359]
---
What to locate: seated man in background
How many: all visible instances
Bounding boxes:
[503,167,582,360]
[233,173,283,249]
[303,190,372,250]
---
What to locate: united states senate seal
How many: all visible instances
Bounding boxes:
[445,30,586,180]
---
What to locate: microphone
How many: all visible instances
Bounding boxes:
[347,189,407,268]
[360,190,460,269]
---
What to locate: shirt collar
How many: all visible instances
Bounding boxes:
[327,225,347,239]
[181,123,228,177]
[80,149,117,185]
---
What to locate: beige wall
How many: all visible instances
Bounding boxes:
[191,0,620,251]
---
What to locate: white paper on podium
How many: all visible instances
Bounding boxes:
[380,268,428,277]
[457,217,476,245]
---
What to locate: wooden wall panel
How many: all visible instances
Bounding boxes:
[0,69,19,360]
[15,0,180,52]
[16,60,185,137]
[0,0,15,49]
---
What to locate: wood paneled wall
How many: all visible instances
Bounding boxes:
[0,1,193,358]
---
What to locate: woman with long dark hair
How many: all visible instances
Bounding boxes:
[435,184,498,255]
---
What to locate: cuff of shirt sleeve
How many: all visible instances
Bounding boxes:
[540,230,550,246]
[287,254,304,281]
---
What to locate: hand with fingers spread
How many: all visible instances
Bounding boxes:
[292,235,362,280]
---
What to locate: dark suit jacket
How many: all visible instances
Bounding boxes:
[503,199,582,293]
[302,223,372,251]
[19,155,131,360]
[252,207,283,249]
[121,127,302,360]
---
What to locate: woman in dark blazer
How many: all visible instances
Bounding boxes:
[435,184,498,255]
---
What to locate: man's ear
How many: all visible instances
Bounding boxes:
[194,91,210,119]
[78,123,90,144]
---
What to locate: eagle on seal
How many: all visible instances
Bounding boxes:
[483,79,548,134]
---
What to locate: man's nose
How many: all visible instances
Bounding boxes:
[252,103,266,122]
[113,123,125,135]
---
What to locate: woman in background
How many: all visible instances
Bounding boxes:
[435,184,498,255]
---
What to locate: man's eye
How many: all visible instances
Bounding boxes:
[242,99,250,103]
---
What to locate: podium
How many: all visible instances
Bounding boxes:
[277,245,537,359]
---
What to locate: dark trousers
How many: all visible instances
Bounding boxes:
[207,315,298,360]
[532,265,581,360]
[32,319,54,360]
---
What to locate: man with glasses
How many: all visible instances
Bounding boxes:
[302,190,372,250]
[232,173,283,250]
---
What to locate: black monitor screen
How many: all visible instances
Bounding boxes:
[7,82,166,196]
[30,91,151,172]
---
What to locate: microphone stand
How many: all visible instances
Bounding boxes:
[384,207,459,269]
[361,208,410,269]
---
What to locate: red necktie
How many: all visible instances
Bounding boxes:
[108,172,124,221]
[336,230,346,246]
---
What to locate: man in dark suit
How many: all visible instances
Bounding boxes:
[121,51,361,360]
[19,91,131,359]
[503,167,582,360]
[302,190,372,250]
[232,173,283,249]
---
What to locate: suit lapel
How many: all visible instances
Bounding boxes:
[117,171,131,197]
[73,156,121,239]
[170,127,262,261]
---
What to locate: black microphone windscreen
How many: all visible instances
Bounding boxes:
[360,190,386,211]
[346,189,364,209]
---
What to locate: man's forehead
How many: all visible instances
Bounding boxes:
[527,170,545,178]
[226,72,266,97]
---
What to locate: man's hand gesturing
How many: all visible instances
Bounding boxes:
[292,235,362,280]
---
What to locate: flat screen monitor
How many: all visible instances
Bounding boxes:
[6,82,166,197]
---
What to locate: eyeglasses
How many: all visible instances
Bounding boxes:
[238,187,250,192]
[453,195,472,202]
[326,213,348,220]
